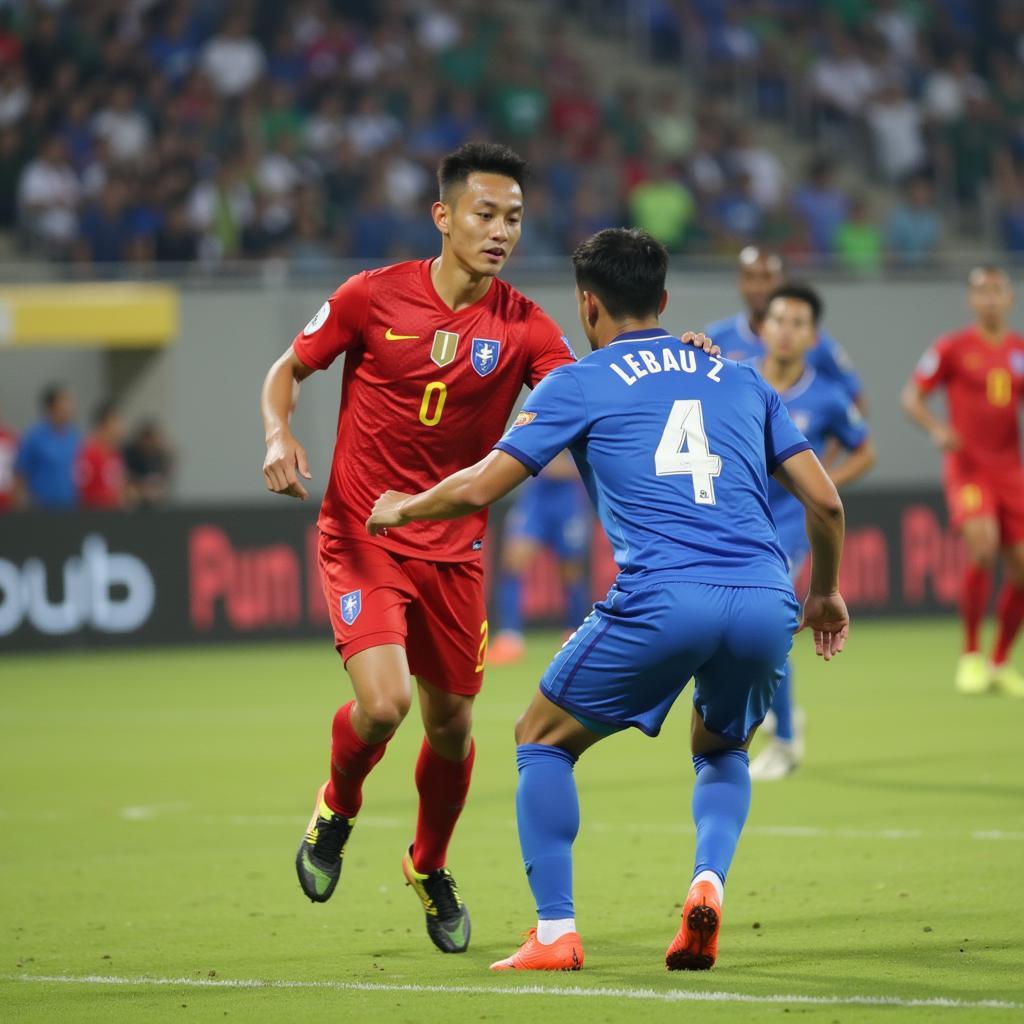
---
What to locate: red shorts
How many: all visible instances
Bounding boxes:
[317,532,488,696]
[943,463,1024,544]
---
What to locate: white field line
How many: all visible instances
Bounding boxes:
[9,974,1022,1012]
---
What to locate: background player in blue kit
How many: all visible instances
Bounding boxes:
[367,228,848,973]
[704,246,865,410]
[489,452,592,666]
[748,284,876,782]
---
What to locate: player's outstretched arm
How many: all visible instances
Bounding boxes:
[367,451,532,534]
[261,347,315,500]
[900,381,959,452]
[772,449,849,661]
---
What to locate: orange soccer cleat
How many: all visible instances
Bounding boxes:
[488,631,526,666]
[489,929,584,971]
[665,880,722,971]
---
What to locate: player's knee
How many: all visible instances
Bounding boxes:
[425,706,473,749]
[360,694,411,732]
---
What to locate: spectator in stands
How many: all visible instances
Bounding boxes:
[92,82,152,165]
[867,83,927,183]
[15,384,82,509]
[0,405,18,512]
[124,419,174,508]
[76,400,126,509]
[76,177,148,265]
[886,174,941,267]
[836,194,883,274]
[628,159,694,252]
[200,13,266,99]
[0,125,26,232]
[155,202,199,263]
[17,134,79,257]
[792,156,848,255]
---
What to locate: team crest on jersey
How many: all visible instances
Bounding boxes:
[791,411,811,433]
[340,589,361,625]
[1010,351,1024,376]
[512,411,536,428]
[471,338,501,376]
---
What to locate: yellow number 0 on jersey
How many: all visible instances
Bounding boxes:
[419,381,447,426]
[987,368,1012,408]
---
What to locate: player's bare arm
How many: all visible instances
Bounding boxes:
[367,451,531,534]
[772,449,848,661]
[828,438,877,489]
[261,347,315,500]
[900,381,960,452]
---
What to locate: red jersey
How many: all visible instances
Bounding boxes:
[292,259,575,561]
[0,425,17,511]
[76,438,125,508]
[912,325,1024,473]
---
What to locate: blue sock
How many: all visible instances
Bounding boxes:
[515,743,579,919]
[772,660,794,742]
[565,577,591,630]
[692,749,751,885]
[498,573,523,634]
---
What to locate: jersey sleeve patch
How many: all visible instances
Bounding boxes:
[511,411,536,428]
[302,300,330,336]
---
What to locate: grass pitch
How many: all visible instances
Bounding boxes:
[2,620,1023,1023]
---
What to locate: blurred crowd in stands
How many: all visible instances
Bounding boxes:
[0,0,1023,272]
[0,386,174,511]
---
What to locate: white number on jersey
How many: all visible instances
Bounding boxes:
[654,399,723,505]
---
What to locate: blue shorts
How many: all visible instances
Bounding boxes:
[539,579,800,743]
[506,479,590,561]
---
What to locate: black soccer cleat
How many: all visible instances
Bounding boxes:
[402,847,471,953]
[295,782,354,903]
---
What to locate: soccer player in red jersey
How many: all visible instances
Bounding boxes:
[903,266,1024,697]
[76,400,126,509]
[260,142,715,954]
[0,410,18,512]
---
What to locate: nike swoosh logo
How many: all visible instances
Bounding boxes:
[385,328,420,341]
[444,914,469,948]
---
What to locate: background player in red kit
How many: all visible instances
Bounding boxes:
[902,266,1024,697]
[261,140,720,954]
[76,400,126,509]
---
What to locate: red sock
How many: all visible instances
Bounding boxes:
[324,702,390,817]
[992,584,1024,665]
[961,564,992,653]
[411,739,476,874]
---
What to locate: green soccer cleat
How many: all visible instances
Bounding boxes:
[955,653,991,695]
[295,782,354,903]
[402,847,471,953]
[991,661,1024,698]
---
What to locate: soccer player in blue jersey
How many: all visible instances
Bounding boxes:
[489,452,592,666]
[748,283,875,781]
[704,246,865,407]
[367,228,848,972]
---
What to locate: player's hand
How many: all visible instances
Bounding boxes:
[367,490,414,535]
[680,331,721,357]
[263,430,312,500]
[929,424,960,452]
[797,590,849,662]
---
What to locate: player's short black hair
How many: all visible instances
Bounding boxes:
[571,228,668,320]
[40,382,66,412]
[969,263,1009,285]
[437,142,528,201]
[766,282,823,326]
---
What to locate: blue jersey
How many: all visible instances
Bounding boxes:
[757,362,869,561]
[494,327,810,593]
[703,311,862,400]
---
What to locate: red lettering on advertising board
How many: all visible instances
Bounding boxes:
[189,526,301,630]
[901,505,964,607]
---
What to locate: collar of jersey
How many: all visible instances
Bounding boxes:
[609,328,675,345]
[755,358,817,400]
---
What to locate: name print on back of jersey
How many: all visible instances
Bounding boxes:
[609,347,724,387]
